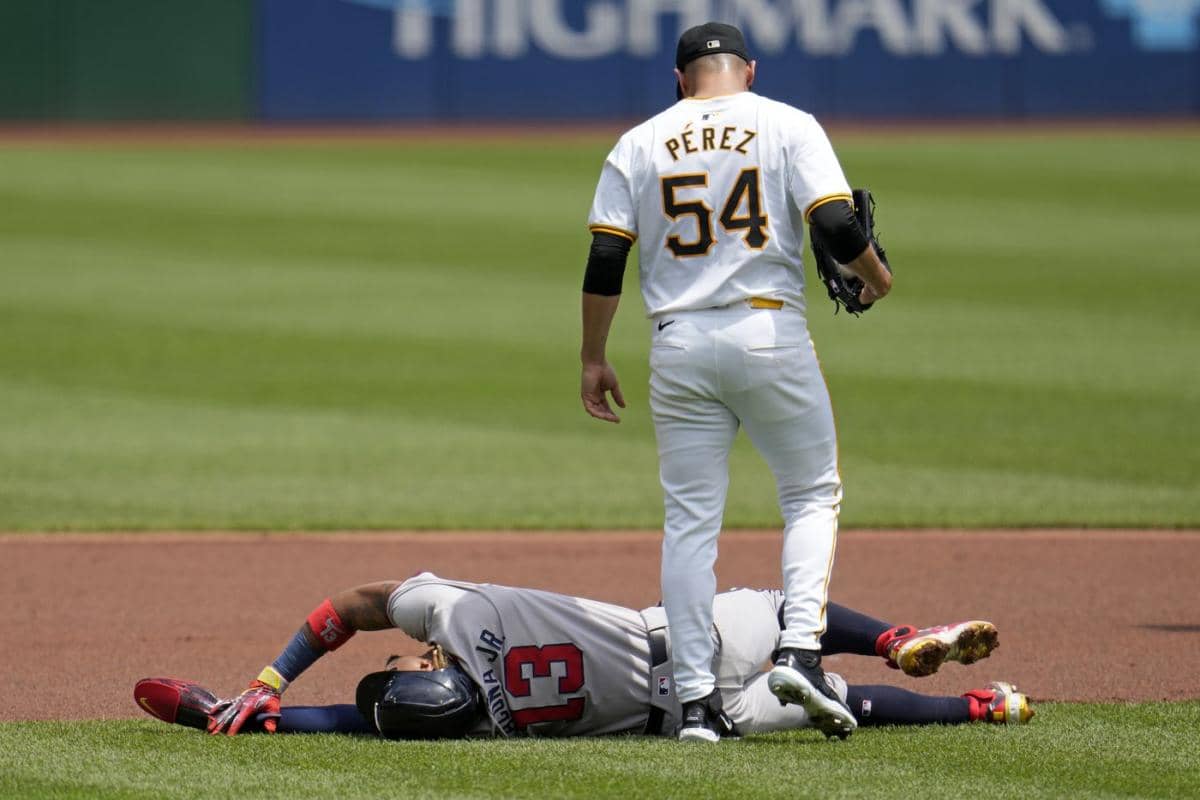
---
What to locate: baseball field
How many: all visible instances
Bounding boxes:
[1,126,1198,798]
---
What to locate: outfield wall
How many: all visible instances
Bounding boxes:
[2,0,1198,121]
[0,0,253,120]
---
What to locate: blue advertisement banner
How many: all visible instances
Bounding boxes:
[257,0,1200,119]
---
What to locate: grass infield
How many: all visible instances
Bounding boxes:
[1,132,1197,530]
[2,703,1198,799]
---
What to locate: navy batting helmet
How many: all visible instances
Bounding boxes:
[355,664,483,740]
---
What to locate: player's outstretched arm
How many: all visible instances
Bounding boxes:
[329,581,401,631]
[208,581,400,736]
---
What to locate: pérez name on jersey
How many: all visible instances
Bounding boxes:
[665,123,757,162]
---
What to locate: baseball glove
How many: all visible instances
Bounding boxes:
[810,188,891,315]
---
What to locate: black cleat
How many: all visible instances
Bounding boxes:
[767,648,857,739]
[678,689,737,742]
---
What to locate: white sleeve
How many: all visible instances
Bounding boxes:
[386,574,469,642]
[587,133,638,243]
[788,114,853,220]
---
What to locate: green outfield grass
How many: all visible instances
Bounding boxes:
[2,703,1198,799]
[0,132,1197,530]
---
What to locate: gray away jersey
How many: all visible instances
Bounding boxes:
[387,573,658,737]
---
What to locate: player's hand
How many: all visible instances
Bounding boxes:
[581,361,626,423]
[207,680,281,736]
[858,256,892,306]
[854,268,892,307]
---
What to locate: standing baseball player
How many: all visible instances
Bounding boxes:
[579,22,892,741]
[135,573,1027,739]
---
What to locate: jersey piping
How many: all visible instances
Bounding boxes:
[588,223,637,242]
[804,192,854,221]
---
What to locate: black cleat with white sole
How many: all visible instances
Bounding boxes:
[678,689,737,742]
[767,648,857,739]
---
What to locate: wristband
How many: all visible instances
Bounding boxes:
[256,665,289,693]
[306,598,355,651]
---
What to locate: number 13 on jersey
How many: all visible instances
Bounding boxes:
[661,167,769,258]
[504,642,586,728]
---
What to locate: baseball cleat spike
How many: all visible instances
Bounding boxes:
[953,623,1000,665]
[883,620,999,677]
[768,649,857,739]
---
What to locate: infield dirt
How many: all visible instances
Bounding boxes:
[3,530,1197,721]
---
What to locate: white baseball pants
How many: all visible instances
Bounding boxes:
[651,304,842,704]
[709,589,847,733]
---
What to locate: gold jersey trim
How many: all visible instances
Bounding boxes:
[588,224,637,243]
[804,193,853,221]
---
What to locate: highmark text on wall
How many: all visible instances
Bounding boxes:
[259,0,1200,119]
[1,0,1197,120]
[385,0,1084,59]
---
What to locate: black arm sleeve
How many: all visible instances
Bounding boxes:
[809,200,869,264]
[582,232,632,296]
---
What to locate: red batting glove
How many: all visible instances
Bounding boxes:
[207,681,281,736]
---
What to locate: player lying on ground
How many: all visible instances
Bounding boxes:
[135,573,1031,740]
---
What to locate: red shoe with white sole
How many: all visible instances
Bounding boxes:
[876,620,999,677]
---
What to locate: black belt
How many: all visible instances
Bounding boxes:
[644,626,669,735]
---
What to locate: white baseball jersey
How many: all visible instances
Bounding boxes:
[588,90,851,706]
[386,573,840,737]
[588,91,851,317]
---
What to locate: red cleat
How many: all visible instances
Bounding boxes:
[134,677,223,731]
[877,620,999,677]
[963,681,1034,724]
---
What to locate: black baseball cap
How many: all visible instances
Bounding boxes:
[675,22,751,71]
[674,22,751,100]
